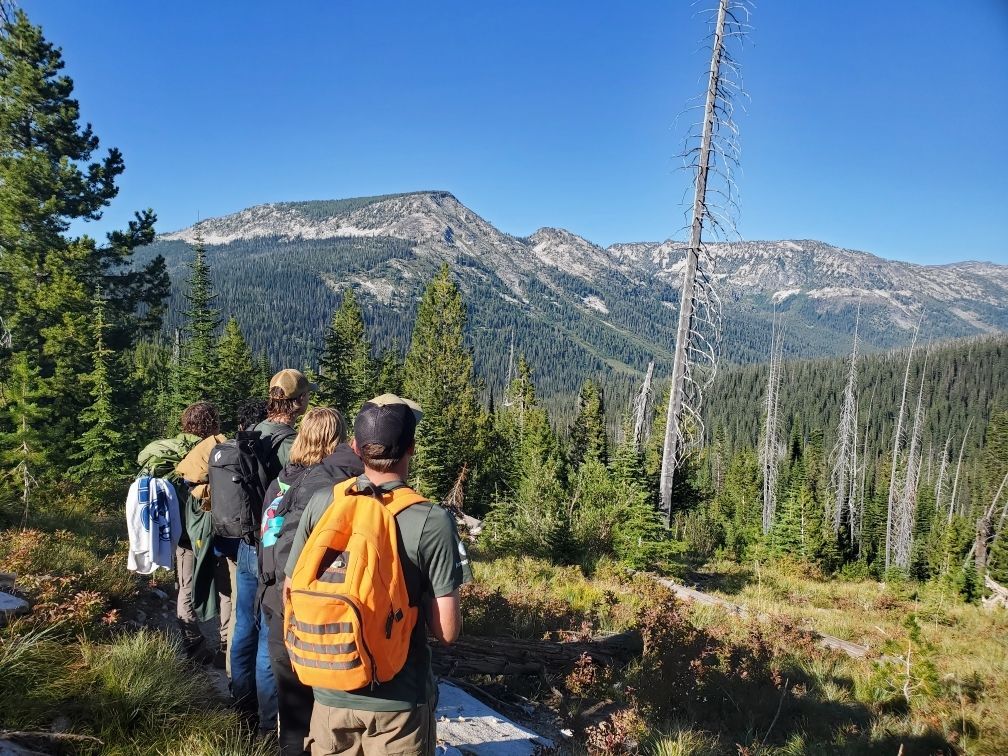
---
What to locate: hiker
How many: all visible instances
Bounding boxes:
[237,398,268,433]
[170,402,230,661]
[219,369,313,732]
[284,394,470,756]
[259,406,363,755]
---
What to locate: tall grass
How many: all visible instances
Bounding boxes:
[0,626,267,755]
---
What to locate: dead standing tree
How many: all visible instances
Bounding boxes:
[631,361,655,454]
[885,313,923,572]
[760,311,785,534]
[659,0,750,525]
[829,302,861,540]
[893,346,930,570]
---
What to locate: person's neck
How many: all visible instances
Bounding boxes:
[364,466,408,486]
[266,414,295,427]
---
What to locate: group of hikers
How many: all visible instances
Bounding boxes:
[129,369,471,756]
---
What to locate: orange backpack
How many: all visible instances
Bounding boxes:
[284,477,425,690]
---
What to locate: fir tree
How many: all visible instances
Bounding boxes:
[0,9,168,468]
[0,352,44,516]
[215,317,257,431]
[318,288,372,418]
[569,379,607,468]
[402,265,480,501]
[178,237,220,405]
[70,294,129,481]
[373,348,403,397]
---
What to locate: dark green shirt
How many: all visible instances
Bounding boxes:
[285,477,471,711]
[252,419,295,470]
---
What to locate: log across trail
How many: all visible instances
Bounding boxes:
[653,576,879,660]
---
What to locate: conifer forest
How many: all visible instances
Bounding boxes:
[1,3,1007,755]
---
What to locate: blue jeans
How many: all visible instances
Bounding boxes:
[231,539,278,729]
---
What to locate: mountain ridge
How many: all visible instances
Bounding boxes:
[142,190,1007,403]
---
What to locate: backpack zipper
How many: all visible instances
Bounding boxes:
[291,589,378,685]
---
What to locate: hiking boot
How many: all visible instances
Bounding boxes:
[182,634,213,664]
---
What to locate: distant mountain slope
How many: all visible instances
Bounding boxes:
[142,190,1007,404]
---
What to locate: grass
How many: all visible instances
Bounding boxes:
[691,558,1008,754]
[4,489,1005,754]
[0,485,263,755]
[465,549,1007,754]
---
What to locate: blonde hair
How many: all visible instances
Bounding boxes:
[289,407,346,467]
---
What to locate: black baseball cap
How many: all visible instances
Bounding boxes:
[353,394,423,459]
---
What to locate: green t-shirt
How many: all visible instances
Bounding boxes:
[252,419,295,469]
[285,477,471,711]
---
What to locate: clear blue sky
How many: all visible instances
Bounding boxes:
[22,0,1008,264]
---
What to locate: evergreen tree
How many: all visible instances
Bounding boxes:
[178,238,220,405]
[69,294,129,481]
[215,317,257,431]
[569,379,607,468]
[373,348,403,397]
[0,9,168,468]
[318,288,372,418]
[0,352,44,513]
[402,266,480,501]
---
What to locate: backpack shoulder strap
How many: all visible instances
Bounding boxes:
[275,467,312,517]
[385,489,428,518]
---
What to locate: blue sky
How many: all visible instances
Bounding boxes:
[22,0,1008,264]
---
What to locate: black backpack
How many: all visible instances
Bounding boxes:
[208,426,295,541]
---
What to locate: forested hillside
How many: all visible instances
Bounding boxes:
[137,192,1008,407]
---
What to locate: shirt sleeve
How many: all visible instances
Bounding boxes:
[418,505,471,597]
[284,487,331,578]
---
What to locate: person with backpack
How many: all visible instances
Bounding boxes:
[136,402,224,660]
[283,394,470,756]
[213,369,314,733]
[259,406,363,756]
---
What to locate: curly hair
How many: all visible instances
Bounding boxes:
[180,402,220,438]
[236,398,267,431]
[289,407,346,467]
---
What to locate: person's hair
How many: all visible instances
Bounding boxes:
[266,385,304,421]
[180,402,220,438]
[236,398,267,431]
[358,442,401,473]
[289,407,346,467]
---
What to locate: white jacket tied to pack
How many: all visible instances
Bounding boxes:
[126,475,181,574]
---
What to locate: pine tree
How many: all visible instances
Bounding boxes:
[178,238,220,405]
[215,317,257,431]
[69,294,129,481]
[318,288,372,418]
[373,349,403,397]
[402,265,481,501]
[569,379,608,468]
[0,352,44,517]
[0,9,168,468]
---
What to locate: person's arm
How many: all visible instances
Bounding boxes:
[419,506,470,645]
[428,589,462,645]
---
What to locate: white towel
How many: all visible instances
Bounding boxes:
[126,476,181,574]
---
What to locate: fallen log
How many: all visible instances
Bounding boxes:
[431,631,642,677]
[652,576,883,660]
[984,575,1008,610]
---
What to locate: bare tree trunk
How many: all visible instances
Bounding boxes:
[632,361,655,454]
[893,348,929,569]
[761,314,784,534]
[886,316,923,571]
[660,0,732,524]
[830,302,860,535]
[934,433,952,513]
[948,419,973,525]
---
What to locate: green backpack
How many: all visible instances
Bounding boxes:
[137,434,200,480]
